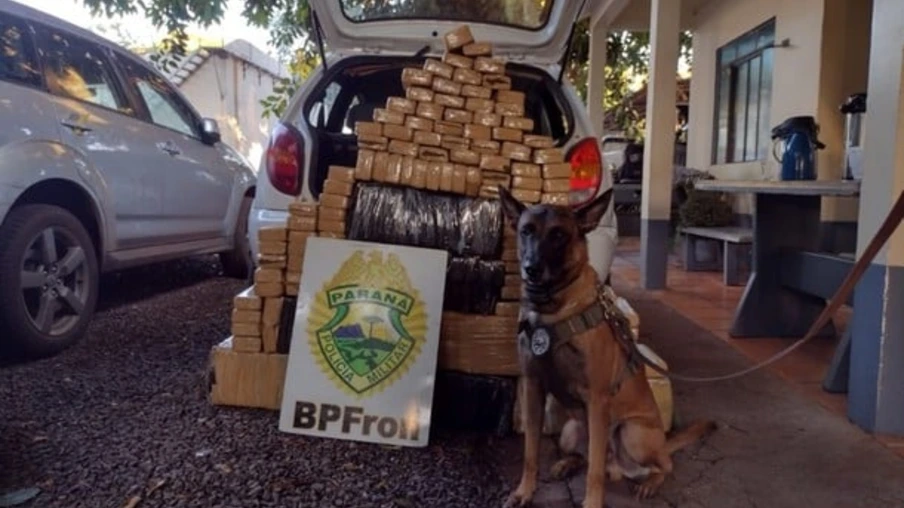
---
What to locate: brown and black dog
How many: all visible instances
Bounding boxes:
[498,186,715,508]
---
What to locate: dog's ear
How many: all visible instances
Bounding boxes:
[574,188,613,235]
[498,185,526,229]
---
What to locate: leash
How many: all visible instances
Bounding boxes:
[634,189,904,383]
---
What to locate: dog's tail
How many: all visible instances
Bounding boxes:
[665,420,717,455]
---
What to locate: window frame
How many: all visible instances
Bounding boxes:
[30,20,135,118]
[711,18,776,165]
[107,49,204,140]
[0,12,45,91]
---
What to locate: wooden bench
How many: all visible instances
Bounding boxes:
[679,226,753,286]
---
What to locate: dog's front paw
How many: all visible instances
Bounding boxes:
[503,486,535,508]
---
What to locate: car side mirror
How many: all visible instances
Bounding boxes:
[201,117,221,145]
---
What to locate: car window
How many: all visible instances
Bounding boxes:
[33,25,129,113]
[0,14,41,89]
[308,81,342,129]
[117,57,199,137]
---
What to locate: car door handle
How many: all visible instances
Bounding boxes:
[157,141,181,156]
[60,116,92,134]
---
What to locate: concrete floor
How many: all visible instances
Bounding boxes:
[493,283,904,508]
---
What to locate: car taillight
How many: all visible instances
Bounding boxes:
[567,137,603,207]
[266,122,303,196]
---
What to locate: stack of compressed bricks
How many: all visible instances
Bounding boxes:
[347,24,571,206]
[497,224,522,307]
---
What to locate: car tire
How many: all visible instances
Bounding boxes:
[0,204,99,359]
[220,195,253,280]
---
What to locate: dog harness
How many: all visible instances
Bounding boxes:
[518,283,643,397]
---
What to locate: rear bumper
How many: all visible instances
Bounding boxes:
[248,207,290,264]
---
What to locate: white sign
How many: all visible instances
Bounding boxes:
[279,238,448,447]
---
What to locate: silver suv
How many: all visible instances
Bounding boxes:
[0,0,256,358]
[248,1,618,282]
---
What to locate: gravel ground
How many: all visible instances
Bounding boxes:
[0,257,510,508]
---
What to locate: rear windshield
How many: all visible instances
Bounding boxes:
[339,0,554,30]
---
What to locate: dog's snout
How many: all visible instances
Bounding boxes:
[523,264,542,281]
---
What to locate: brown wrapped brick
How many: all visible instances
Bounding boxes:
[434,93,466,109]
[318,231,346,239]
[254,267,284,284]
[440,135,470,151]
[288,201,317,217]
[444,25,474,52]
[234,287,262,311]
[473,111,502,127]
[512,189,541,203]
[465,97,495,113]
[442,52,474,69]
[482,170,512,187]
[461,84,492,99]
[258,226,287,242]
[327,165,355,183]
[533,147,566,164]
[450,149,480,165]
[495,102,525,117]
[414,130,441,146]
[416,101,444,120]
[424,58,454,79]
[254,281,283,298]
[262,296,283,327]
[503,116,535,131]
[480,154,511,172]
[543,162,572,179]
[355,121,382,137]
[502,142,532,162]
[495,301,520,316]
[232,308,261,325]
[233,336,262,352]
[541,192,571,205]
[432,77,462,96]
[399,156,416,186]
[288,231,312,256]
[462,41,492,57]
[388,140,418,157]
[385,154,403,184]
[406,116,434,132]
[511,162,542,178]
[505,274,523,288]
[439,162,455,192]
[543,178,571,193]
[474,56,505,74]
[425,162,442,191]
[523,134,556,149]
[259,240,287,256]
[501,285,521,301]
[406,86,434,103]
[497,90,526,105]
[387,97,416,115]
[373,108,405,125]
[320,193,349,209]
[502,246,519,261]
[262,323,279,353]
[323,179,354,196]
[318,219,347,235]
[419,146,449,162]
[465,167,482,196]
[483,74,512,90]
[402,67,433,87]
[357,134,388,151]
[472,139,501,155]
[411,159,428,188]
[443,108,472,124]
[512,176,543,191]
[434,121,464,136]
[493,127,523,143]
[355,149,375,180]
[453,67,482,86]
[504,260,520,273]
[451,165,467,194]
[373,152,390,182]
[464,124,492,141]
[383,124,413,141]
[318,206,346,222]
[257,253,286,268]
[288,215,317,231]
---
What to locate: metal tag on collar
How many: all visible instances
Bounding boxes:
[530,327,551,356]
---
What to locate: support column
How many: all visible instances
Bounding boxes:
[640,0,680,290]
[848,0,904,435]
[587,18,608,137]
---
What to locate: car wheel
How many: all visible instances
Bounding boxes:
[220,195,253,280]
[0,204,99,358]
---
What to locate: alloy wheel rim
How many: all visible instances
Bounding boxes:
[19,226,89,337]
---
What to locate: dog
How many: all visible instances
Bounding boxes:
[498,185,716,508]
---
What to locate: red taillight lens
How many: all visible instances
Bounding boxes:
[266,122,303,196]
[567,137,603,207]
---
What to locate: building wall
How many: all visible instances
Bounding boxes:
[686,0,872,224]
[178,53,282,173]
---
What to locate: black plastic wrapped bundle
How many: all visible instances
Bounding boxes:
[444,257,506,315]
[432,371,516,437]
[347,183,503,259]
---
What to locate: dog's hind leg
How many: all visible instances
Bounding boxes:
[551,418,586,480]
[617,418,672,500]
